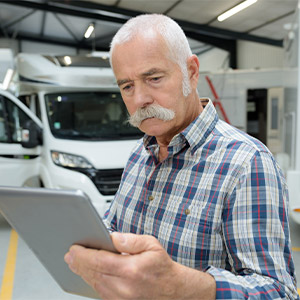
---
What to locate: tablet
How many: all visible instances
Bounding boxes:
[0,186,117,299]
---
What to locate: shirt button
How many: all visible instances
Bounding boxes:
[185,208,190,215]
[148,195,154,201]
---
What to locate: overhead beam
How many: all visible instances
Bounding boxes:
[1,0,283,47]
[53,13,79,42]
[0,14,8,38]
[0,31,109,52]
[0,0,130,24]
[40,0,48,37]
[163,0,183,15]
[40,11,46,37]
[246,10,295,34]
[92,32,116,45]
[178,19,283,47]
[113,0,122,6]
[3,9,36,29]
[186,30,237,68]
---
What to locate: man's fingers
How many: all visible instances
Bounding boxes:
[65,244,134,277]
[111,232,161,254]
[64,233,166,292]
[64,244,84,274]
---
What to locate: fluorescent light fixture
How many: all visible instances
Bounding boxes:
[3,68,14,90]
[64,56,72,65]
[84,23,95,39]
[217,0,257,22]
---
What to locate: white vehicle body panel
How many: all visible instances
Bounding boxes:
[0,53,141,216]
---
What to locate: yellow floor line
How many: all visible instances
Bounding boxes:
[292,247,300,252]
[0,229,18,300]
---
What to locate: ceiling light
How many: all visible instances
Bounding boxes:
[64,56,72,65]
[217,0,258,22]
[84,23,95,39]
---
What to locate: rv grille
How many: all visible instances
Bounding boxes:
[94,169,123,196]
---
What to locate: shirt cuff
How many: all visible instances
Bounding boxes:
[205,266,284,300]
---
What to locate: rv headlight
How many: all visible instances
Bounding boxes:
[51,151,93,169]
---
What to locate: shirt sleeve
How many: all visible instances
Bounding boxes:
[206,150,299,300]
[103,139,144,232]
[103,195,118,232]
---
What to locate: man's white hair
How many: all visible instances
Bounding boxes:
[109,14,193,97]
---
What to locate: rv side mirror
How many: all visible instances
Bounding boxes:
[21,120,43,149]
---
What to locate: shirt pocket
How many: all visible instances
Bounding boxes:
[169,200,216,269]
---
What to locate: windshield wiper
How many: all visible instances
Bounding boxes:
[53,129,94,139]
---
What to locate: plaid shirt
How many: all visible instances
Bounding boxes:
[104,100,298,299]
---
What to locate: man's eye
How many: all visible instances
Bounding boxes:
[122,85,132,91]
[150,77,162,83]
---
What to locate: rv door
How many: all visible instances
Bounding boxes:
[0,91,42,187]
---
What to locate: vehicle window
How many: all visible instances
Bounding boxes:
[18,94,41,120]
[18,95,31,108]
[0,99,8,142]
[44,92,143,141]
[6,99,32,143]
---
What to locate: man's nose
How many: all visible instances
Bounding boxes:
[133,84,153,108]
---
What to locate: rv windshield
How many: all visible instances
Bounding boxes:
[45,92,143,140]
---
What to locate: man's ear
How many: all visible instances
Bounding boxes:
[187,55,200,89]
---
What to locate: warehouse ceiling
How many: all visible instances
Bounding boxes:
[0,0,298,65]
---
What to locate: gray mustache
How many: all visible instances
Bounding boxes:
[128,104,175,127]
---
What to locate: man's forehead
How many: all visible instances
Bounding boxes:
[112,36,174,83]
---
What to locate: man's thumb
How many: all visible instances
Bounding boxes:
[111,232,159,254]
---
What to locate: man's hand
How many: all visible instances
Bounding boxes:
[64,232,216,300]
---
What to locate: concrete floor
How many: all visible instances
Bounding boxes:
[0,214,299,300]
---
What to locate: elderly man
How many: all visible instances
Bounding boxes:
[65,14,299,299]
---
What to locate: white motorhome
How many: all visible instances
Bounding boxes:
[0,53,143,216]
[198,68,300,224]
